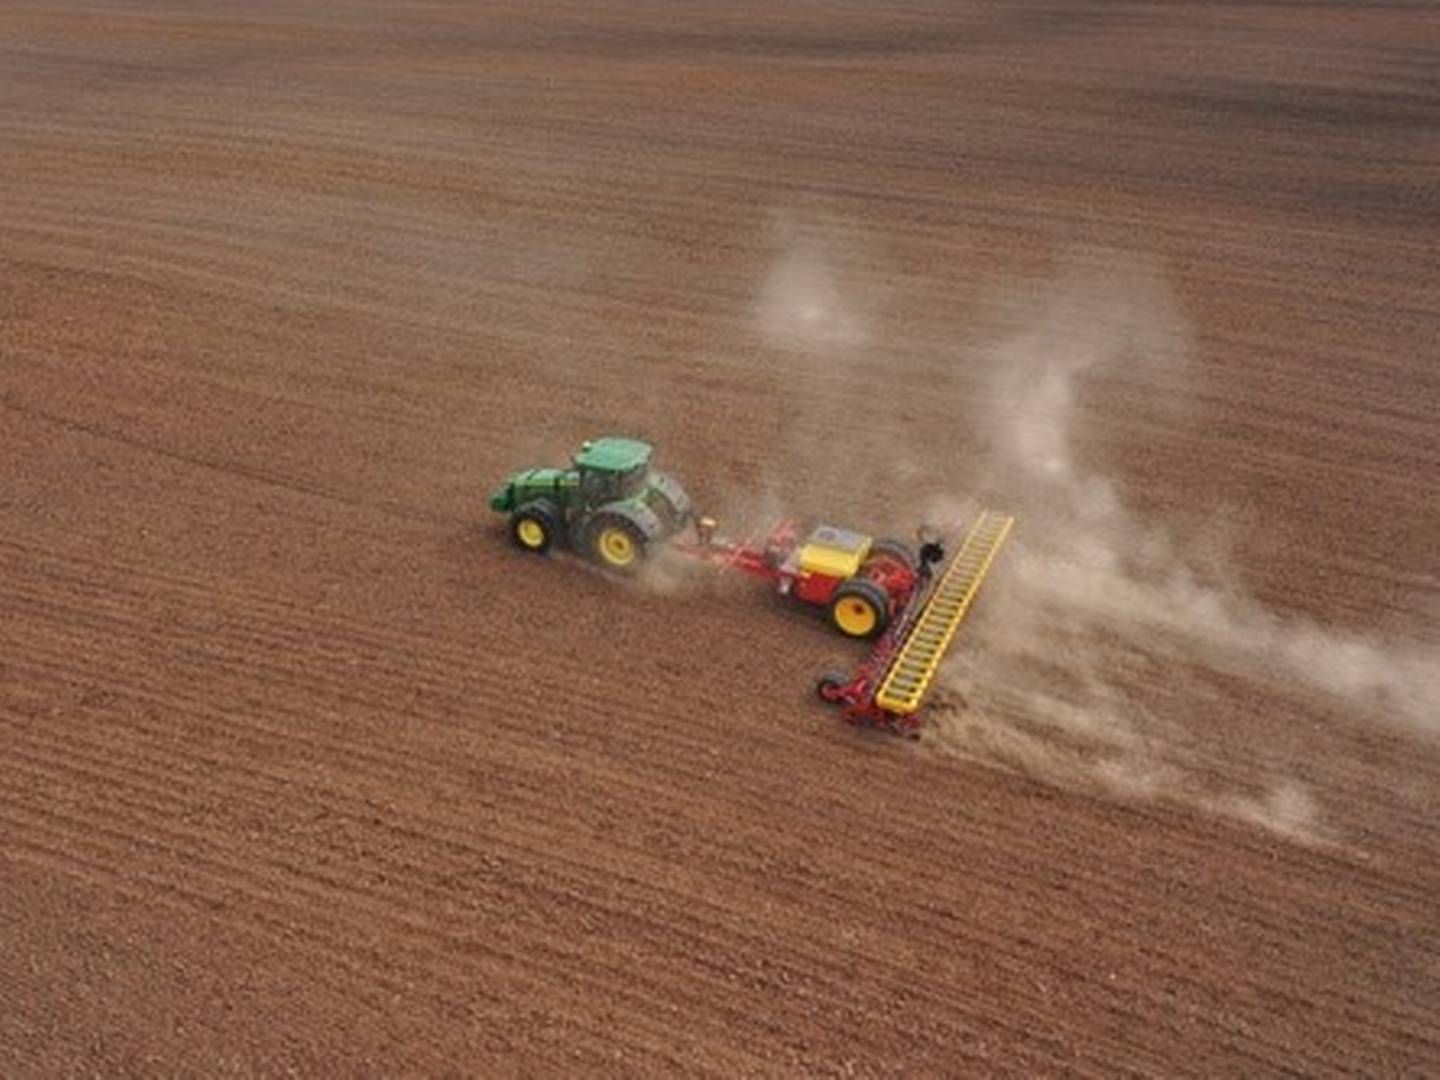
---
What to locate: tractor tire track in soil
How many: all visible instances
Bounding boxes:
[2,2,1438,1075]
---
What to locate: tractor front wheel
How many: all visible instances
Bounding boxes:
[586,515,647,573]
[828,578,890,639]
[510,500,560,554]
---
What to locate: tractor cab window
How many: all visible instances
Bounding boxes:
[579,468,613,505]
[615,466,646,499]
[579,466,646,505]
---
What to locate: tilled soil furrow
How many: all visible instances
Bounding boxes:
[12,607,1434,1021]
[4,702,1012,1045]
[11,593,1428,996]
[6,689,1428,1075]
[3,2,1438,1073]
[1,554,848,788]
[1,200,746,351]
[2,699,1089,1043]
[0,792,760,1073]
[0,816,418,1013]
[4,684,1315,1070]
[3,616,772,821]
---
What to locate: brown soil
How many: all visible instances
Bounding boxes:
[2,3,1437,1075]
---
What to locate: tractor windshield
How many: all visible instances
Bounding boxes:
[580,465,648,504]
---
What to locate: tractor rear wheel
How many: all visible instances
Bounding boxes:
[586,514,647,573]
[828,578,890,639]
[510,500,560,554]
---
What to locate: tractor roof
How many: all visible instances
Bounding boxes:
[573,436,652,472]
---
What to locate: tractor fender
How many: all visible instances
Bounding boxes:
[648,471,693,523]
[587,502,664,543]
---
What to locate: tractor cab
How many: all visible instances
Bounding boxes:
[573,437,652,507]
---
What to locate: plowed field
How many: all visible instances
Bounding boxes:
[3,2,1438,1075]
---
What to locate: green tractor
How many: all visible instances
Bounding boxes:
[489,437,694,571]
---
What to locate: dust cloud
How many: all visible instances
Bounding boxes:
[748,228,1437,842]
[756,212,874,354]
[918,252,1437,842]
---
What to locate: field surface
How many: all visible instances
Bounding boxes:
[2,2,1438,1075]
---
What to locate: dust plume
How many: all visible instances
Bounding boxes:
[922,251,1438,842]
[665,218,1437,843]
[749,208,914,519]
[755,209,875,355]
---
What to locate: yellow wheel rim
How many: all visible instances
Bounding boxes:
[833,596,879,637]
[516,518,547,549]
[598,527,637,567]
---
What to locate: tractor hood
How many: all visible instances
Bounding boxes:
[489,467,566,512]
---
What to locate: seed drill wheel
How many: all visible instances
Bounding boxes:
[587,515,647,572]
[816,670,849,702]
[828,577,890,639]
[866,537,918,573]
[510,500,559,554]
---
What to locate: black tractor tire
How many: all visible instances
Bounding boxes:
[510,499,560,554]
[828,577,891,640]
[584,513,649,573]
[866,537,918,573]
